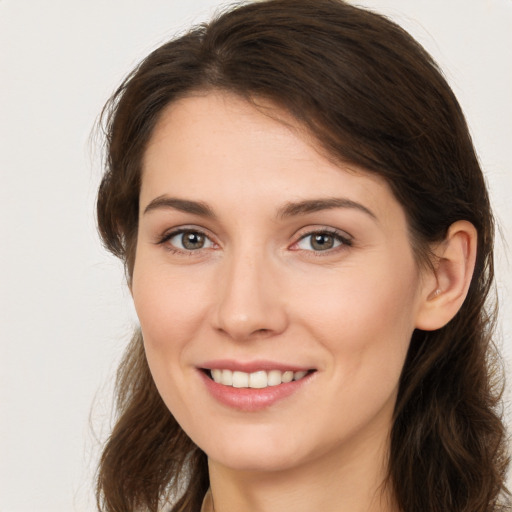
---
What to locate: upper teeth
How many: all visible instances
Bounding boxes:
[210,369,309,388]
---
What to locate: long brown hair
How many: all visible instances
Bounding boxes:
[96,1,510,510]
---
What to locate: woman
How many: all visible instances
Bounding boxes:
[95,0,510,511]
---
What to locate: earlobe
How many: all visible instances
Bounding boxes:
[415,220,477,331]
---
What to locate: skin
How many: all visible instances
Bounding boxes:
[131,91,476,512]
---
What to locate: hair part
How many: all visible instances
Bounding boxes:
[96,1,510,510]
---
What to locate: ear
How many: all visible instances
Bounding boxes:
[415,220,477,331]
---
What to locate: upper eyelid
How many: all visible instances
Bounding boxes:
[157,226,215,244]
[294,226,353,241]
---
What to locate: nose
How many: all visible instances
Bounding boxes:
[211,249,288,341]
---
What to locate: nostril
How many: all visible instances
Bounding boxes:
[253,328,271,336]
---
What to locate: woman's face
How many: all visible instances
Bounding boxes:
[132,91,429,473]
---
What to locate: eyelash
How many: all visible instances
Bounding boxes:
[156,227,353,255]
[293,228,353,255]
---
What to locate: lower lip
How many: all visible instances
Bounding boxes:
[199,370,314,412]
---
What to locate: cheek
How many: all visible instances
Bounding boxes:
[292,266,418,438]
[131,260,211,417]
[131,261,213,403]
[294,261,418,331]
[132,261,206,344]
[289,256,420,379]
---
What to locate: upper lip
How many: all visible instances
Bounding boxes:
[199,359,314,373]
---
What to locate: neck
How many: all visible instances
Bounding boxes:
[207,426,397,512]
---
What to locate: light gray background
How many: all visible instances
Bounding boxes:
[1,1,511,511]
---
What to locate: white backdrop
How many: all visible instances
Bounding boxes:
[1,1,511,511]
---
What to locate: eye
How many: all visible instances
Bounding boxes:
[163,229,215,251]
[295,230,351,252]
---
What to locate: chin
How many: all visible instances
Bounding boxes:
[196,425,310,472]
[209,446,305,473]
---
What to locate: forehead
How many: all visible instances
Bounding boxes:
[143,91,316,172]
[140,91,403,227]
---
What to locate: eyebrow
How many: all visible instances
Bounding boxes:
[143,196,216,217]
[277,198,377,220]
[143,195,376,221]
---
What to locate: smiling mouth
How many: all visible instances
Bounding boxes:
[204,369,315,389]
